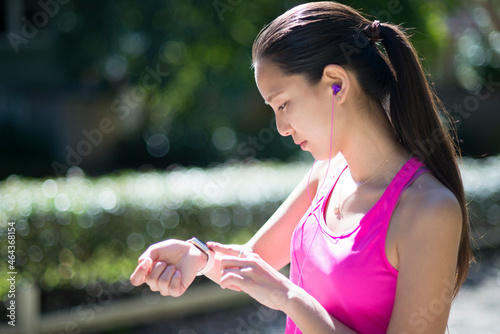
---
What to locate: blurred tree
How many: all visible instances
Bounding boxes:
[0,0,498,178]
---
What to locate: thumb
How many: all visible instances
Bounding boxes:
[130,257,152,286]
[139,257,153,272]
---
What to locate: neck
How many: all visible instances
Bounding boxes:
[339,102,409,186]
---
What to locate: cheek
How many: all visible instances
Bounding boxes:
[290,94,331,135]
[304,103,332,134]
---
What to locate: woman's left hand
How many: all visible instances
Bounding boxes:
[207,241,293,311]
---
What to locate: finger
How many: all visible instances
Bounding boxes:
[223,284,242,292]
[130,258,153,286]
[145,261,167,291]
[168,270,184,297]
[219,268,243,292]
[220,270,246,290]
[220,256,254,270]
[207,242,242,257]
[139,245,160,263]
[130,264,145,286]
[157,265,176,296]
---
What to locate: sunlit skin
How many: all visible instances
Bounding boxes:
[130,61,463,333]
[256,61,340,160]
[254,60,409,183]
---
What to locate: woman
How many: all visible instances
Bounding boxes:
[130,2,473,333]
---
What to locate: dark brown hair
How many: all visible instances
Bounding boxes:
[252,1,472,297]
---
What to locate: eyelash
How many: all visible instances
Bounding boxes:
[278,102,287,111]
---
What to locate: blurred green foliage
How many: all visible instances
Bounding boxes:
[3,0,498,178]
[0,161,308,299]
[1,157,500,301]
[59,0,445,134]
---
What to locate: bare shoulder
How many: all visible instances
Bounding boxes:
[387,172,464,333]
[395,172,462,247]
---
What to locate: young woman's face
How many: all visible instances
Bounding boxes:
[254,61,339,160]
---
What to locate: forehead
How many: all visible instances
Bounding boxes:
[254,61,307,103]
[254,61,285,90]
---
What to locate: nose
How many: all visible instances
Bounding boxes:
[275,115,293,137]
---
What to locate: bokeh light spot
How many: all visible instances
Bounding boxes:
[59,263,74,279]
[17,220,30,237]
[104,55,128,82]
[119,32,150,55]
[210,207,230,227]
[212,127,236,152]
[489,31,500,52]
[472,6,492,28]
[59,248,75,264]
[2,194,16,211]
[161,210,179,229]
[77,214,95,229]
[232,207,252,228]
[42,179,58,197]
[146,134,170,158]
[54,194,71,212]
[99,190,117,210]
[28,245,43,263]
[146,220,165,239]
[160,41,187,65]
[40,229,56,247]
[127,232,145,251]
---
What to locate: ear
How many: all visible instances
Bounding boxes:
[321,64,350,104]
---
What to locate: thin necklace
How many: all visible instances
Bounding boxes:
[333,153,393,219]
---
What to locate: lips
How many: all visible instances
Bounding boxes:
[295,140,307,150]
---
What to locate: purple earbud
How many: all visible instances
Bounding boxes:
[332,84,341,95]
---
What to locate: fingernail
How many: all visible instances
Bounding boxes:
[144,260,155,274]
[140,259,150,270]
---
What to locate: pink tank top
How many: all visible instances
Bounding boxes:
[286,157,429,334]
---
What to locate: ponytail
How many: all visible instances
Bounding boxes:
[252,1,473,298]
[379,24,473,297]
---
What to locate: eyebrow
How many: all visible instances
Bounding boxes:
[264,91,283,105]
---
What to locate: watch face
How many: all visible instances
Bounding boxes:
[190,237,209,253]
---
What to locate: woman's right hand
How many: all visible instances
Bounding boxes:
[129,239,207,297]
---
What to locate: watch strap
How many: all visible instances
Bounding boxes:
[187,237,215,276]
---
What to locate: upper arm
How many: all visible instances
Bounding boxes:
[245,159,340,270]
[387,188,462,334]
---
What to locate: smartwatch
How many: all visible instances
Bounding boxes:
[187,237,215,276]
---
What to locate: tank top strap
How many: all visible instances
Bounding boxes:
[309,162,348,213]
[302,161,348,232]
[376,157,430,220]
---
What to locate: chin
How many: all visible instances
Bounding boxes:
[310,152,328,161]
[310,149,339,161]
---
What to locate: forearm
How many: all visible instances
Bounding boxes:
[244,205,297,270]
[201,244,252,285]
[245,169,316,270]
[283,284,358,334]
[204,164,323,275]
[203,249,224,284]
[207,242,356,333]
